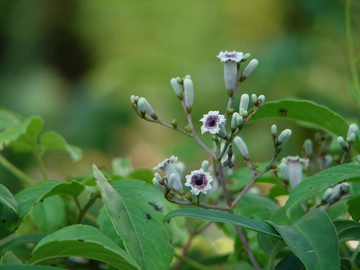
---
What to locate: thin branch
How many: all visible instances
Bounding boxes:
[0,154,38,185]
[235,226,261,270]
[77,192,100,224]
[165,195,228,211]
[217,164,232,207]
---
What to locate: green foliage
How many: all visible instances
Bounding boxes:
[0,184,19,215]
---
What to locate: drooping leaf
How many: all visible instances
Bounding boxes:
[93,165,173,270]
[112,157,132,176]
[268,209,340,270]
[285,164,360,216]
[40,131,82,161]
[0,266,65,270]
[164,208,280,238]
[28,224,139,269]
[334,220,360,242]
[15,181,84,221]
[249,99,360,152]
[29,196,65,232]
[347,195,360,221]
[0,233,47,256]
[0,250,22,264]
[0,184,19,215]
[257,232,284,256]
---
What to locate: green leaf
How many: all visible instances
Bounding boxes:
[29,196,65,232]
[347,195,360,221]
[334,220,360,241]
[112,157,132,176]
[126,168,154,183]
[15,181,84,221]
[267,209,340,270]
[0,109,23,130]
[0,233,47,256]
[257,232,284,256]
[0,250,22,264]
[0,266,65,270]
[275,254,305,270]
[0,184,19,215]
[40,131,82,161]
[93,165,174,270]
[249,99,360,152]
[164,208,280,238]
[285,164,360,216]
[28,224,139,269]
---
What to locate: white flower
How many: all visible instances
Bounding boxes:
[217,51,244,63]
[185,169,213,195]
[153,156,183,191]
[281,156,309,189]
[200,111,226,135]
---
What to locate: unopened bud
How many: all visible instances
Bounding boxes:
[251,94,258,105]
[278,162,289,180]
[240,94,249,112]
[184,78,193,113]
[323,155,333,168]
[224,62,237,91]
[184,125,192,133]
[242,59,258,78]
[167,173,176,189]
[237,115,244,128]
[233,136,249,159]
[303,139,313,157]
[239,108,248,117]
[271,124,277,137]
[347,123,358,140]
[170,78,183,99]
[138,97,157,119]
[153,175,164,192]
[154,173,163,183]
[130,95,137,104]
[258,95,265,106]
[337,136,348,150]
[347,133,356,143]
[218,124,227,139]
[322,188,333,202]
[201,160,210,172]
[231,113,240,131]
[243,53,251,60]
[171,119,178,129]
[278,129,292,149]
[184,74,191,80]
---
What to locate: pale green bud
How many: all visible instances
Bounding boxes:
[224,62,237,90]
[231,112,240,131]
[278,129,292,149]
[239,108,247,117]
[201,160,210,172]
[237,115,244,128]
[322,188,333,202]
[337,136,348,150]
[170,78,183,98]
[251,94,258,105]
[303,139,313,157]
[153,175,164,192]
[243,53,251,60]
[138,97,157,119]
[271,124,277,137]
[347,123,358,141]
[171,119,178,128]
[233,136,249,159]
[240,94,249,112]
[184,74,191,80]
[154,173,162,182]
[130,95,137,104]
[323,155,333,168]
[183,78,193,113]
[347,133,356,143]
[258,95,265,105]
[278,162,289,180]
[242,59,258,78]
[218,124,227,139]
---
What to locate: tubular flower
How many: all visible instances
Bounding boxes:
[217,51,244,90]
[185,169,213,195]
[200,111,226,135]
[153,156,183,191]
[281,156,309,189]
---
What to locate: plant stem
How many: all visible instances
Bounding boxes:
[165,195,228,211]
[77,192,100,224]
[234,225,261,270]
[174,254,209,270]
[32,140,48,181]
[217,164,232,207]
[0,154,37,185]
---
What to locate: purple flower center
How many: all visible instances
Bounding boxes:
[191,173,207,188]
[205,115,219,129]
[225,53,237,58]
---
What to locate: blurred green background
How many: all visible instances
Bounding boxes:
[0,0,359,183]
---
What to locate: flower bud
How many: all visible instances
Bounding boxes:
[183,77,193,113]
[138,97,157,119]
[233,136,249,159]
[258,95,265,105]
[239,108,248,117]
[278,162,289,180]
[218,124,227,139]
[153,176,164,192]
[130,95,138,104]
[347,123,358,140]
[240,94,249,112]
[323,155,333,168]
[236,115,244,128]
[347,133,356,143]
[303,139,313,157]
[170,78,183,99]
[184,74,191,80]
[337,136,348,150]
[243,53,251,60]
[171,119,178,128]
[322,188,333,202]
[154,172,162,182]
[278,129,292,149]
[201,160,210,172]
[251,94,258,105]
[224,62,237,91]
[242,59,258,78]
[271,124,277,137]
[231,112,240,131]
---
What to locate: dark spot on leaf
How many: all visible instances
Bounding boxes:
[33,202,37,206]
[118,216,121,219]
[167,220,171,224]
[40,199,44,203]
[250,216,254,219]
[309,187,313,190]
[78,239,84,242]
[279,109,287,116]
[51,264,57,267]
[146,213,151,220]
[149,201,163,212]
[1,219,5,223]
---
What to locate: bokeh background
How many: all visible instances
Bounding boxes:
[0,0,359,185]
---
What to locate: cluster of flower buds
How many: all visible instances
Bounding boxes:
[280,156,309,189]
[169,75,194,113]
[130,95,158,120]
[271,125,292,151]
[321,182,350,205]
[153,156,183,191]
[337,123,358,151]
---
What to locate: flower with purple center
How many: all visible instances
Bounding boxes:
[217,51,244,90]
[200,111,225,135]
[217,51,244,63]
[185,169,213,195]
